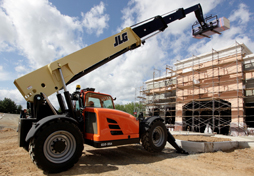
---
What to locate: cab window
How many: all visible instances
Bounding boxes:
[103,99,114,108]
[85,93,114,109]
[75,100,80,110]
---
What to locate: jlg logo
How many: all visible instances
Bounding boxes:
[114,32,128,47]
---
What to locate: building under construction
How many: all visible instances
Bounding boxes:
[141,42,254,136]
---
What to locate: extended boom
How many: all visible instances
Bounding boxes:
[14,4,221,103]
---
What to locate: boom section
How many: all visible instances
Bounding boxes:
[14,27,141,102]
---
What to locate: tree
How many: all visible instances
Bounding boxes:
[0,100,3,112]
[0,98,22,114]
[115,102,144,116]
[17,105,23,114]
[125,102,135,115]
[2,98,17,113]
[114,104,126,112]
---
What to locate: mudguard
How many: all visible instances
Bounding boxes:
[25,115,78,142]
[139,116,164,136]
[18,118,37,150]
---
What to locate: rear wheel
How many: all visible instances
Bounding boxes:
[141,120,167,153]
[29,120,84,173]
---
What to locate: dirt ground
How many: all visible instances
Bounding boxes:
[0,114,254,176]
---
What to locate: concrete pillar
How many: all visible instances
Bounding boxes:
[227,97,246,136]
[175,103,183,131]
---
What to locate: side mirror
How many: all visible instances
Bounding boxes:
[137,112,144,121]
[80,107,85,111]
[113,97,116,101]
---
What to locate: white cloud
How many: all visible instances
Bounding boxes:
[82,1,109,37]
[0,0,110,70]
[229,3,250,24]
[0,8,16,52]
[15,65,26,73]
[1,0,83,69]
[0,65,11,81]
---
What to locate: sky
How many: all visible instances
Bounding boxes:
[0,0,254,109]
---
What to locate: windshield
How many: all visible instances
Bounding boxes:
[85,93,114,109]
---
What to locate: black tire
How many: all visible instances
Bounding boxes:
[29,120,84,173]
[141,120,167,153]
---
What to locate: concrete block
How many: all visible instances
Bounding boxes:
[175,140,205,153]
[238,141,254,148]
[207,141,238,152]
[172,140,240,153]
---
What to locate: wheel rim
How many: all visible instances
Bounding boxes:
[43,130,76,164]
[152,126,165,147]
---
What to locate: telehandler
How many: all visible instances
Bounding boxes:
[14,4,228,173]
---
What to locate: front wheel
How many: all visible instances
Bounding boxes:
[141,120,167,153]
[29,120,84,173]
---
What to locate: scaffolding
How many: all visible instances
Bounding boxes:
[243,53,254,132]
[140,66,177,127]
[141,42,253,135]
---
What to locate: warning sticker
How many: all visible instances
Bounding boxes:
[27,86,32,90]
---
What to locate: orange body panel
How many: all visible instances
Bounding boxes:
[84,107,139,142]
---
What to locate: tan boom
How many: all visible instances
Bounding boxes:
[14,27,141,102]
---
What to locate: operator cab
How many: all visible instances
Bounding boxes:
[71,86,115,110]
